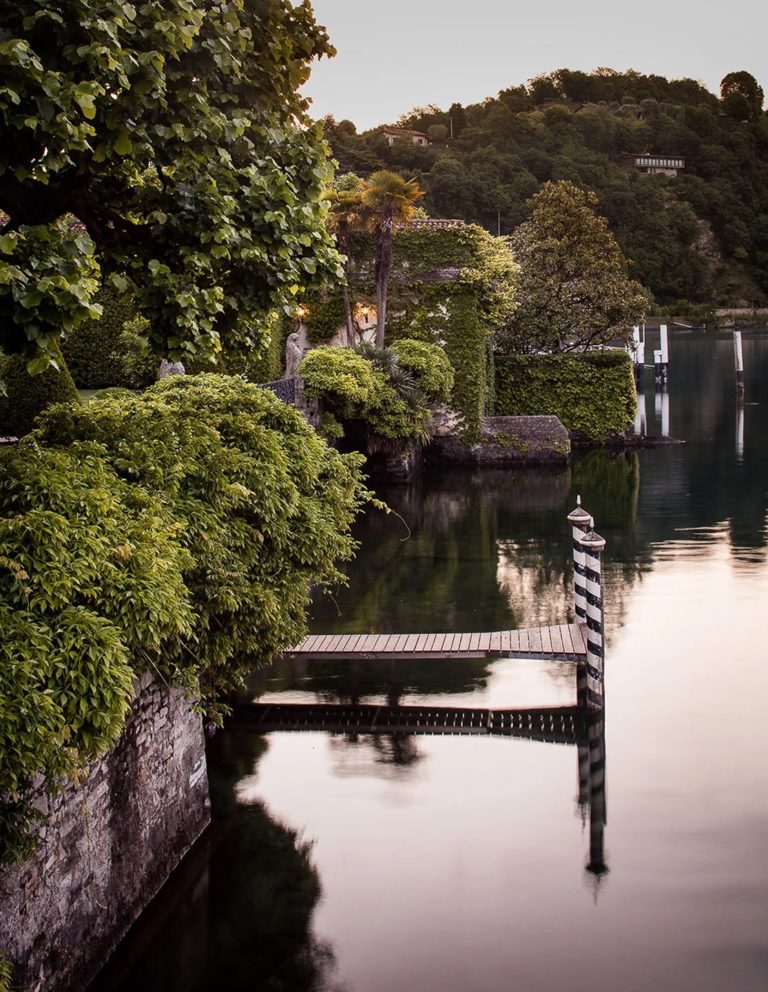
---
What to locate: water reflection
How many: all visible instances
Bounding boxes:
[90,732,346,992]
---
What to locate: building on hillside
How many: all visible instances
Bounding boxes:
[380,127,430,147]
[618,153,685,176]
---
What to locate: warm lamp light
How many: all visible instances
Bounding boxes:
[354,303,376,325]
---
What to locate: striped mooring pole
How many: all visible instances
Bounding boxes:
[567,498,606,711]
[567,496,591,624]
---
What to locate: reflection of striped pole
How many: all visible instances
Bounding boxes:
[580,521,607,710]
[567,497,592,624]
[586,716,608,877]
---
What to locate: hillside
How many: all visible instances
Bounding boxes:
[322,69,768,311]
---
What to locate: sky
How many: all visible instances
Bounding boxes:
[302,0,768,131]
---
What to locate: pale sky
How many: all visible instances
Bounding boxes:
[303,0,768,130]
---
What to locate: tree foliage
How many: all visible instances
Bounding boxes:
[358,171,424,347]
[501,181,647,352]
[0,0,342,368]
[324,68,768,307]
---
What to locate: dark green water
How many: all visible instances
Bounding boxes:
[92,332,768,992]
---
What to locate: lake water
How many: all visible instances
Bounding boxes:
[92,332,768,992]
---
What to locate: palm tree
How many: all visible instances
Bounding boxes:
[325,180,364,346]
[360,171,424,348]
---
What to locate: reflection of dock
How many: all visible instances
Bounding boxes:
[230,703,587,745]
[286,624,587,662]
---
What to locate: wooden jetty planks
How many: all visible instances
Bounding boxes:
[285,622,584,661]
[569,623,587,654]
[540,625,553,655]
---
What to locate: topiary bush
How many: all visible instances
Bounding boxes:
[390,338,454,403]
[60,290,157,389]
[494,350,636,440]
[0,341,79,437]
[299,342,454,444]
[1,374,373,861]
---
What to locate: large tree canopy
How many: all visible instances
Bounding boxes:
[0,0,343,368]
[502,181,647,353]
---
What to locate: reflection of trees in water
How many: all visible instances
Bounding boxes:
[328,732,425,778]
[262,656,491,704]
[90,730,346,992]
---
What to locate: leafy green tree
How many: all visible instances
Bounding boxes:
[359,171,424,347]
[0,0,342,375]
[325,174,365,345]
[502,181,647,353]
[721,71,765,122]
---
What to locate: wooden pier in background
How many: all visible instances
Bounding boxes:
[285,623,587,662]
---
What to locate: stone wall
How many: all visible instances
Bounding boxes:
[428,415,571,466]
[0,673,210,992]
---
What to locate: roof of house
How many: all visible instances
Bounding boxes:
[380,126,430,138]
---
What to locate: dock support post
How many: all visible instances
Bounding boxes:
[654,324,669,385]
[567,498,593,709]
[580,521,607,711]
[734,329,745,396]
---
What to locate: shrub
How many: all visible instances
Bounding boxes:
[60,290,156,389]
[299,344,453,443]
[390,338,454,403]
[494,350,636,439]
[300,347,379,416]
[0,442,193,861]
[1,375,372,861]
[35,374,372,700]
[0,342,79,437]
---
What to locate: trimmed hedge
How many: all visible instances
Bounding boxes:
[0,342,79,437]
[60,290,157,389]
[494,350,636,440]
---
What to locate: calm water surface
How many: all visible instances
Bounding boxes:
[93,332,768,992]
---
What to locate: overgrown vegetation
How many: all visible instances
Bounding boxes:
[300,340,454,444]
[325,68,768,309]
[344,225,518,438]
[0,375,373,862]
[494,350,636,439]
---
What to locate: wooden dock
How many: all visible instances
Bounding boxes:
[285,623,587,662]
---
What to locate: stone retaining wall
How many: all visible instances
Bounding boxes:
[428,415,571,466]
[0,674,210,992]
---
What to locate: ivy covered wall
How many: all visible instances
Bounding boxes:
[341,225,518,439]
[494,351,636,440]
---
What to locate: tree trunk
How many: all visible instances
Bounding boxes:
[375,223,392,349]
[341,282,355,347]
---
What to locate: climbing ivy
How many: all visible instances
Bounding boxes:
[345,225,518,440]
[494,351,636,440]
[302,291,348,345]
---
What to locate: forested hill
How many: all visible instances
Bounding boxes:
[323,69,768,311]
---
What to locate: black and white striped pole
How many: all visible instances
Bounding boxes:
[567,496,592,625]
[580,521,606,711]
